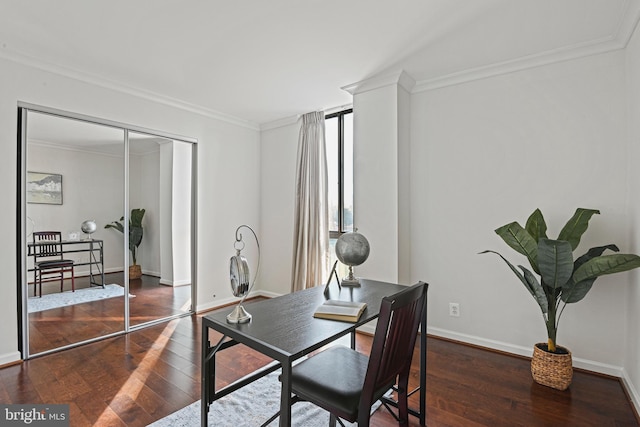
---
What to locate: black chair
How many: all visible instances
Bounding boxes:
[287,281,428,426]
[32,231,75,297]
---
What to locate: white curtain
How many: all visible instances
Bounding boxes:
[291,111,329,292]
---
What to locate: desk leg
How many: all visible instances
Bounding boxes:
[201,325,210,427]
[279,361,292,427]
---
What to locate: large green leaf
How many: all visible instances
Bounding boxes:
[479,250,548,314]
[525,209,548,243]
[573,244,619,271]
[104,221,124,234]
[495,222,539,273]
[538,239,573,290]
[557,208,600,250]
[130,227,144,249]
[572,253,640,283]
[131,208,145,228]
[562,278,596,303]
[519,265,549,314]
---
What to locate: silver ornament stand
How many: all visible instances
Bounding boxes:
[227,225,260,324]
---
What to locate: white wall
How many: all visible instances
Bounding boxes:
[0,57,260,364]
[625,21,640,410]
[169,141,193,286]
[352,85,400,283]
[259,122,299,296]
[130,148,161,275]
[411,50,630,370]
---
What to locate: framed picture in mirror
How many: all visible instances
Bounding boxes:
[27,171,63,205]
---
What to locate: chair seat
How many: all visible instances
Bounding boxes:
[35,259,74,268]
[291,345,393,421]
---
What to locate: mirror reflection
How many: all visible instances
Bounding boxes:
[24,110,194,356]
[26,112,126,355]
[127,131,192,327]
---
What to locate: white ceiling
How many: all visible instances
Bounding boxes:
[2,0,640,128]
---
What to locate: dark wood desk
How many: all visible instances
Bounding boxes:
[201,279,427,427]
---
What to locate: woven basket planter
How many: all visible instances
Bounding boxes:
[531,343,572,390]
[129,264,142,280]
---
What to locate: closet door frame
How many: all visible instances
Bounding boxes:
[17,102,198,359]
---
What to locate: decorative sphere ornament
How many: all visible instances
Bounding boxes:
[81,220,97,239]
[335,230,370,286]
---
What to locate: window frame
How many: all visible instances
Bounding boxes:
[326,108,353,239]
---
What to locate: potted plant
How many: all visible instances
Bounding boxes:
[481,208,640,390]
[105,208,146,280]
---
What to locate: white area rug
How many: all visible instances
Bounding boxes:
[148,367,385,427]
[28,284,130,313]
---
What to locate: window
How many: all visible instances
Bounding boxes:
[326,109,353,238]
[326,109,353,279]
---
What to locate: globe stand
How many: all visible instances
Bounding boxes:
[226,304,252,324]
[341,265,361,287]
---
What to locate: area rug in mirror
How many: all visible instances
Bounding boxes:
[28,284,131,313]
[148,368,384,427]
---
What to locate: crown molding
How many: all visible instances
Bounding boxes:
[0,49,260,131]
[259,114,300,131]
[342,69,416,96]
[413,0,640,93]
[260,103,354,132]
[412,37,619,93]
[617,0,640,48]
[28,139,126,158]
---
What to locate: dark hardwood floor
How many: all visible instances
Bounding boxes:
[4,293,639,426]
[28,273,191,354]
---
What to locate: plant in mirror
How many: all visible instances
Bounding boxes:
[105,208,146,279]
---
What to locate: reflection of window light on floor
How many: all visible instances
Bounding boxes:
[97,318,179,425]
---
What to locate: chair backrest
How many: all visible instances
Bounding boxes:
[360,281,428,410]
[32,231,64,260]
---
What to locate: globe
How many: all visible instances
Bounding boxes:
[335,231,370,285]
[81,220,97,239]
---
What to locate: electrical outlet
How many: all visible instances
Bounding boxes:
[449,302,460,317]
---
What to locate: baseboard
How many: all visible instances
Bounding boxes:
[197,298,234,313]
[621,368,640,419]
[196,290,280,313]
[142,269,161,278]
[255,290,280,299]
[0,351,21,367]
[159,278,191,287]
[427,326,625,376]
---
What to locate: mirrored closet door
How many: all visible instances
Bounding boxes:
[127,131,193,327]
[19,105,197,358]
